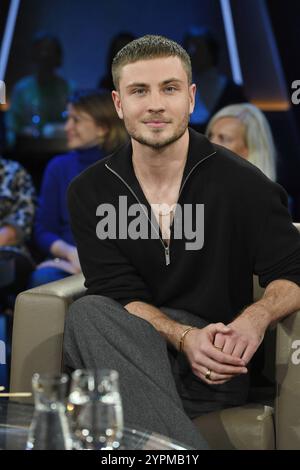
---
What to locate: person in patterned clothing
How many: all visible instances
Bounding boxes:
[0,158,36,304]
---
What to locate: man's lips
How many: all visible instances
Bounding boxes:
[143,120,170,128]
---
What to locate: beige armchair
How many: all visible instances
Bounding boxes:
[10,273,300,449]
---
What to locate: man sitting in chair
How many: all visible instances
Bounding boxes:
[64,35,300,449]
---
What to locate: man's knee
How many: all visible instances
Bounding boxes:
[67,295,124,329]
[67,295,160,341]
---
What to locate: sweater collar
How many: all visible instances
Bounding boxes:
[105,128,216,192]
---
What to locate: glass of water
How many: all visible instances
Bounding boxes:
[26,373,72,450]
[68,369,124,450]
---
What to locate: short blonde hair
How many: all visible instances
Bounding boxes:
[112,35,192,90]
[206,103,276,181]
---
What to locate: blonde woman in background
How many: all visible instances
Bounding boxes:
[206,103,276,181]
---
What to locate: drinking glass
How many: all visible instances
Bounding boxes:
[26,373,72,450]
[68,369,124,450]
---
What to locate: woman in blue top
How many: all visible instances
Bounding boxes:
[29,89,127,287]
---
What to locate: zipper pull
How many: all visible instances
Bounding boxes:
[165,245,170,266]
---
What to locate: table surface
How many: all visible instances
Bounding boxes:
[0,401,190,450]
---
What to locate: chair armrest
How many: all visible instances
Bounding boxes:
[10,274,86,401]
[193,404,275,450]
[275,309,300,449]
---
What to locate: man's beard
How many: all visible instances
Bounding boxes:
[124,113,189,150]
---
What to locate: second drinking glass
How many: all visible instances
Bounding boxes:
[68,369,124,450]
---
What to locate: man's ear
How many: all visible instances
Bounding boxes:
[112,90,124,120]
[189,83,196,115]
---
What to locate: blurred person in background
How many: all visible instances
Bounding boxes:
[183,27,246,133]
[0,111,5,152]
[29,89,128,287]
[206,103,276,181]
[0,156,36,307]
[6,32,74,147]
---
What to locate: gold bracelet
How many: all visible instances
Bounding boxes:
[179,326,197,353]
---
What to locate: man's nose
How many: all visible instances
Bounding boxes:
[147,91,165,112]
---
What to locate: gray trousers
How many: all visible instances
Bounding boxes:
[63,295,248,449]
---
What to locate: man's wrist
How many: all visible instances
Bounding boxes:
[179,326,198,353]
[235,303,271,333]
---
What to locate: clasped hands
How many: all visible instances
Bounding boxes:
[183,315,265,385]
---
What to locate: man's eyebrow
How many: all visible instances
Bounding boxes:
[161,78,183,85]
[126,82,148,89]
[126,78,183,89]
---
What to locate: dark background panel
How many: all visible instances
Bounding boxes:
[5,0,231,93]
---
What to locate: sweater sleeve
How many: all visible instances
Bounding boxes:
[254,182,300,287]
[34,158,64,254]
[67,178,154,306]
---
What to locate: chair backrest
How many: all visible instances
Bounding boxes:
[276,311,300,449]
[274,222,300,449]
[10,274,86,400]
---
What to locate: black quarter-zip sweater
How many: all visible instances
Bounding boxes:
[67,128,300,324]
